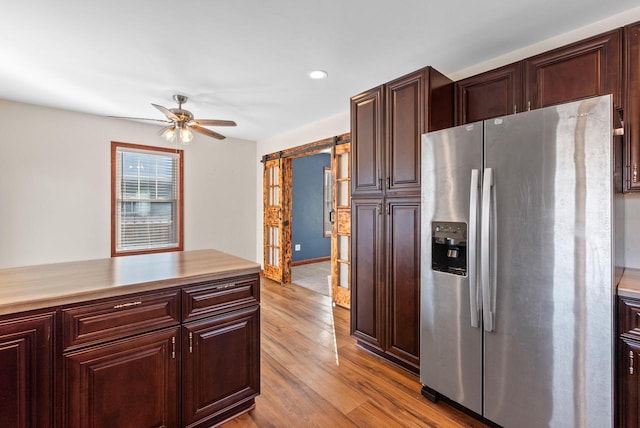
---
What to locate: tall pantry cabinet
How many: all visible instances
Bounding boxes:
[350,66,453,373]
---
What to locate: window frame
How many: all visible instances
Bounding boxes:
[110,141,184,257]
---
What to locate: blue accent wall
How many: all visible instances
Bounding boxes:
[292,153,331,262]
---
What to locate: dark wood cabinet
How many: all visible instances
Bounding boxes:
[182,305,260,428]
[352,67,454,197]
[350,66,453,374]
[619,337,640,428]
[455,29,622,126]
[618,295,640,427]
[351,86,384,196]
[351,199,384,351]
[351,198,421,372]
[0,312,54,428]
[385,199,420,368]
[456,62,523,124]
[524,29,622,111]
[63,327,180,428]
[386,69,452,194]
[59,273,260,428]
[625,22,640,192]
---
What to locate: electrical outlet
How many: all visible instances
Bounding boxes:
[294,244,301,251]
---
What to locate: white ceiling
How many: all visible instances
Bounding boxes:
[2,1,639,142]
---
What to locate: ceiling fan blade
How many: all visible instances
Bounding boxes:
[108,116,171,124]
[151,103,180,121]
[190,124,226,140]
[192,119,237,127]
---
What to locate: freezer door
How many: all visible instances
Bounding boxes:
[482,96,613,427]
[420,123,483,414]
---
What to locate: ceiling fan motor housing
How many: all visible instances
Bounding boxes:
[169,108,194,122]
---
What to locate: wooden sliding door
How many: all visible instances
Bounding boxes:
[331,143,351,308]
[263,159,292,284]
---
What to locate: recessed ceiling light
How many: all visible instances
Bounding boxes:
[309,70,328,79]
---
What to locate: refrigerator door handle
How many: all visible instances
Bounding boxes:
[481,168,495,332]
[468,169,480,328]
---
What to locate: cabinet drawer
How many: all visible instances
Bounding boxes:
[619,297,640,339]
[62,290,180,351]
[182,275,259,322]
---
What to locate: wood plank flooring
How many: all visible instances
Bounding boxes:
[221,277,488,428]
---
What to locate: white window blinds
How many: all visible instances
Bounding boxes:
[114,145,181,253]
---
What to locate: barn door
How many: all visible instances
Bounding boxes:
[263,158,292,283]
[331,143,351,308]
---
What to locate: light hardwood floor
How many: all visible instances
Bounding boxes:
[221,277,488,428]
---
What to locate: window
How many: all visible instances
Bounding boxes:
[111,142,183,256]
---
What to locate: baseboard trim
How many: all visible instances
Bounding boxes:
[291,256,330,266]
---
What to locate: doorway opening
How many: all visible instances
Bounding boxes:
[262,133,351,308]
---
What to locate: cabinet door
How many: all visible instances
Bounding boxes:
[350,199,384,350]
[63,327,179,428]
[182,305,260,428]
[351,86,384,196]
[456,62,523,124]
[625,22,640,192]
[524,29,622,110]
[619,338,640,428]
[0,312,54,428]
[385,70,426,194]
[385,199,420,369]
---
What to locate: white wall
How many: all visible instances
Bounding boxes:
[0,100,256,268]
[255,111,350,265]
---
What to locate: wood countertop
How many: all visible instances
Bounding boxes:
[0,249,260,316]
[618,268,640,299]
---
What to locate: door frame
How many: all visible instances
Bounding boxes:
[261,133,350,288]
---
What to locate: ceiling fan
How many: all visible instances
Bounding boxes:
[114,94,236,144]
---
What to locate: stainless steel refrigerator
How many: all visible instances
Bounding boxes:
[420,95,623,427]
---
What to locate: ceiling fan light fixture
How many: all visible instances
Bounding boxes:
[180,127,194,144]
[162,126,177,143]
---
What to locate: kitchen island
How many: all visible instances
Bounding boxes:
[0,249,260,428]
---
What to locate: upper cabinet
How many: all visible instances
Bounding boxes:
[351,67,454,197]
[455,29,622,126]
[456,62,523,124]
[625,22,640,192]
[524,29,622,111]
[351,86,384,196]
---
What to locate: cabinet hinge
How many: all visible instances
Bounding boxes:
[189,332,193,353]
[630,350,635,375]
[171,336,176,359]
